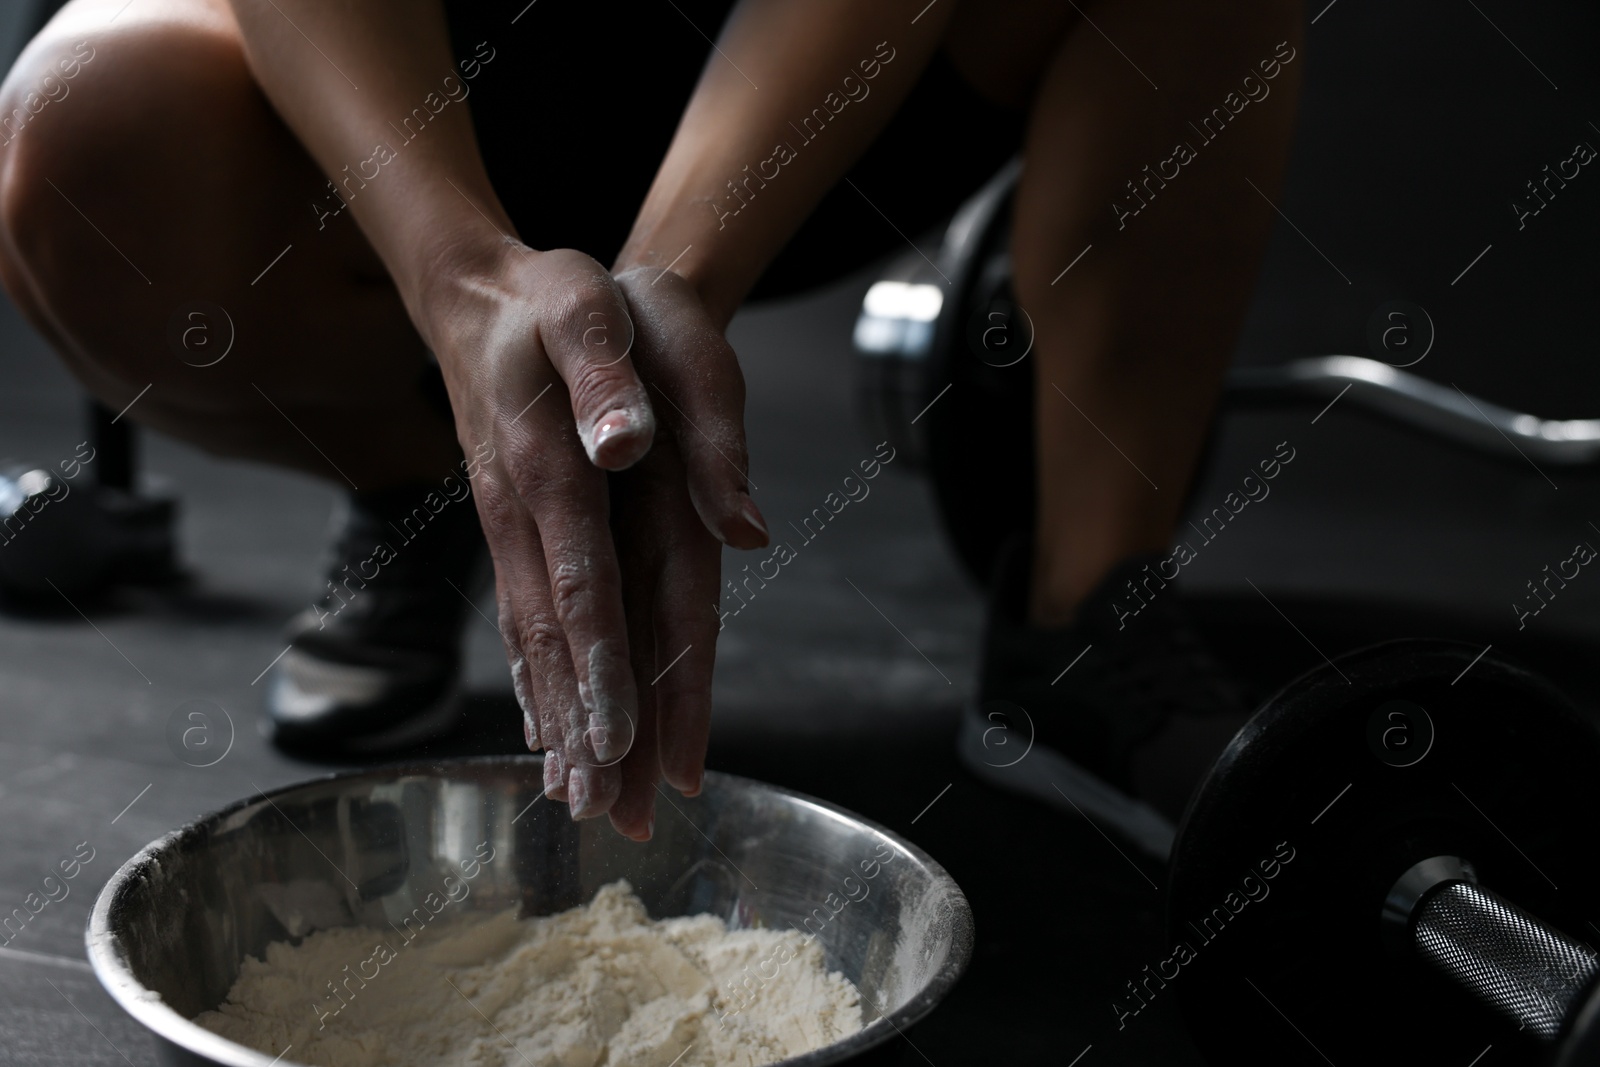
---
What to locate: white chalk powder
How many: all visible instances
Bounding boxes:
[195,880,863,1067]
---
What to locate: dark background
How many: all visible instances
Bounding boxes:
[3,1,1600,1064]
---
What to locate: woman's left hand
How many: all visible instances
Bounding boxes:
[600,266,767,836]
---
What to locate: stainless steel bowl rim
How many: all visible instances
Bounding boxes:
[86,754,974,1067]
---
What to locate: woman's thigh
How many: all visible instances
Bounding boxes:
[0,0,452,480]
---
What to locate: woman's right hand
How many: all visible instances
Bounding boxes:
[419,241,762,838]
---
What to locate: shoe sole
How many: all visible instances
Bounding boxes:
[268,686,464,756]
[268,538,491,757]
[956,702,1176,861]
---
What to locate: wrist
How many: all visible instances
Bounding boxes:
[410,226,529,355]
[615,219,748,333]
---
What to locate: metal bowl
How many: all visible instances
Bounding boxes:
[87,756,973,1066]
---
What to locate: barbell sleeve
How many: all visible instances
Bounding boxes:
[1411,880,1599,1040]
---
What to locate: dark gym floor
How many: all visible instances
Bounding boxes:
[5,3,1600,1065]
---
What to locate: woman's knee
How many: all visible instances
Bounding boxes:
[0,0,254,294]
[943,0,1079,109]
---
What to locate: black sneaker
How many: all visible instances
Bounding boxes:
[264,482,489,756]
[958,537,1251,859]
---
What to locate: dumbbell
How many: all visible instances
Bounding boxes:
[0,400,180,601]
[1166,640,1600,1066]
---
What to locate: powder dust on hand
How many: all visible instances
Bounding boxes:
[195,880,863,1067]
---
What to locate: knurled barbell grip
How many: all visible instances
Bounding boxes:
[1409,878,1600,1040]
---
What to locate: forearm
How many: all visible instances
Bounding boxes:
[223,0,509,344]
[614,0,955,327]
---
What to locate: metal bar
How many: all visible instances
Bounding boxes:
[1226,356,1600,466]
[1413,880,1598,1039]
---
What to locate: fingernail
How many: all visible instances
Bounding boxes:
[510,658,537,740]
[664,760,701,796]
[586,710,620,764]
[587,408,651,467]
[642,813,655,841]
[580,642,636,766]
[544,749,566,797]
[568,767,601,819]
[740,497,769,541]
[523,712,540,752]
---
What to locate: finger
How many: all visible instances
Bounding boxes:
[498,573,544,754]
[629,437,720,797]
[537,249,655,470]
[511,652,540,751]
[507,401,634,818]
[479,459,603,809]
[615,268,768,550]
[519,553,621,813]
[652,566,718,796]
[486,508,571,800]
[608,653,660,841]
[608,507,661,842]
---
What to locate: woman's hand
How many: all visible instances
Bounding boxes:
[219,0,896,837]
[430,244,647,831]
[602,265,767,832]
[424,242,764,838]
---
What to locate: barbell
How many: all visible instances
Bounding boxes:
[1167,640,1600,1066]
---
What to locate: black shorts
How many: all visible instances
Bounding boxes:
[441,0,1024,301]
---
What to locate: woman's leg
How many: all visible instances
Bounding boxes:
[949,0,1303,624]
[0,0,460,489]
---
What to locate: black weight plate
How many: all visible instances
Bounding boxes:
[1557,982,1600,1067]
[1166,640,1600,1067]
[923,165,1035,586]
